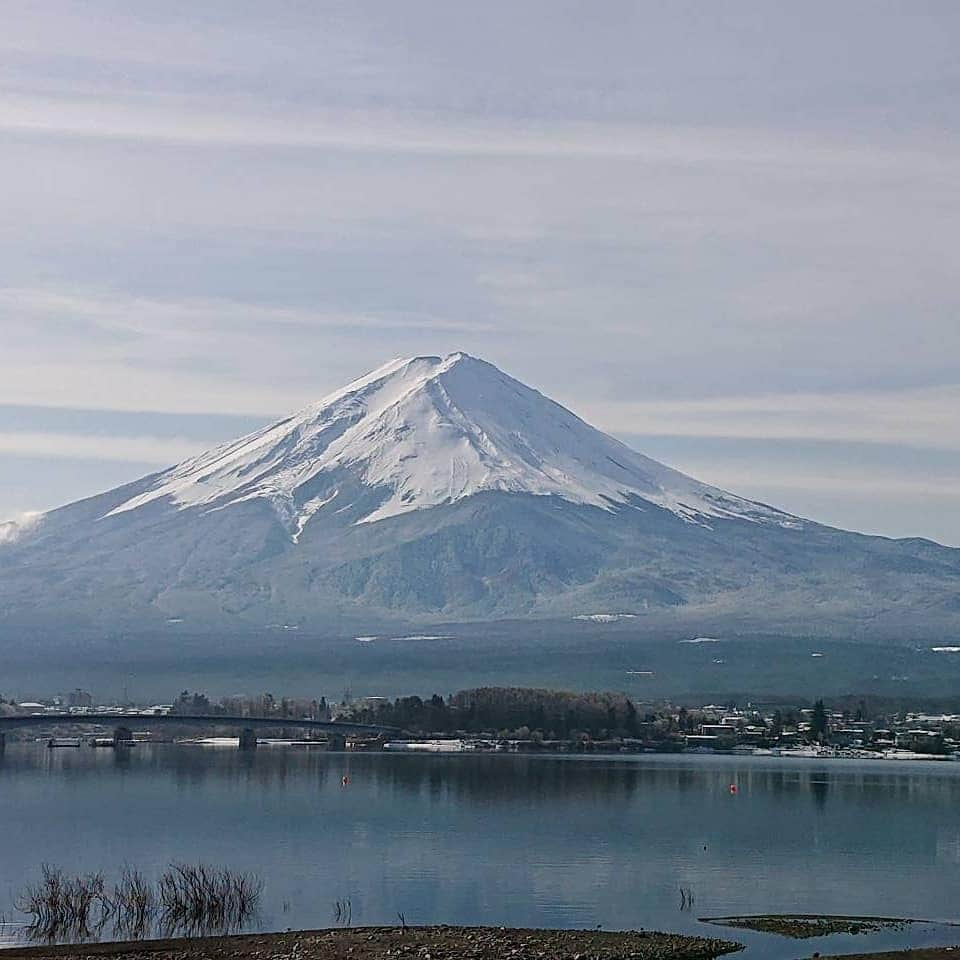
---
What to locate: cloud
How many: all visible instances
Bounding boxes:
[585,385,960,452]
[0,287,490,415]
[677,461,960,501]
[0,287,485,340]
[0,431,208,465]
[0,361,306,416]
[4,91,958,175]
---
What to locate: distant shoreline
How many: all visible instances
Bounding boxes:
[7,738,960,764]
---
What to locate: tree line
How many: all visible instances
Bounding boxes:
[342,687,646,739]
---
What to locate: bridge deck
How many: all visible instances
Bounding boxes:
[0,713,399,735]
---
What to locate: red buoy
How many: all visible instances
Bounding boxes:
[729,783,738,795]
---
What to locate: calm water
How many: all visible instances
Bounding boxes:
[2,745,960,956]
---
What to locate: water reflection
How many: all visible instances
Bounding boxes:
[12,861,262,946]
[810,774,829,809]
[1,745,959,949]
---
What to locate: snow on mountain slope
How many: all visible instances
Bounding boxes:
[4,352,960,637]
[0,511,43,545]
[102,352,801,538]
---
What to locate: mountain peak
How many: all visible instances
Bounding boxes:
[102,353,798,535]
[305,352,487,420]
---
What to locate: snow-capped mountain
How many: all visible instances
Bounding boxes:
[1,353,958,635]
[104,352,799,535]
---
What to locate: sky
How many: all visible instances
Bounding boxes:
[2,0,959,545]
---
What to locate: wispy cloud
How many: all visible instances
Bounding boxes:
[0,286,488,414]
[0,431,207,464]
[0,363,303,416]
[586,386,960,452]
[0,287,484,338]
[4,92,958,174]
[677,461,960,501]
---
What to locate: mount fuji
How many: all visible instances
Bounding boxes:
[2,353,958,639]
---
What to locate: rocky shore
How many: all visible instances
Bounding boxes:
[0,925,742,960]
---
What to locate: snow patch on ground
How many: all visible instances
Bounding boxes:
[0,511,44,545]
[388,634,455,641]
[574,613,638,623]
[291,491,339,543]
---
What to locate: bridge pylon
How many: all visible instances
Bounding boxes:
[239,727,258,751]
[113,726,133,747]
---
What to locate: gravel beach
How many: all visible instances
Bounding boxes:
[0,925,743,960]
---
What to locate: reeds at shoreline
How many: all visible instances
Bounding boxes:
[15,863,262,942]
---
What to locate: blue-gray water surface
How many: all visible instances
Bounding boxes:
[2,745,960,958]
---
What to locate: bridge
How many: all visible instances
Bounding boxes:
[0,713,400,752]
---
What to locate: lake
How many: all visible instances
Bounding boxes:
[2,745,960,957]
